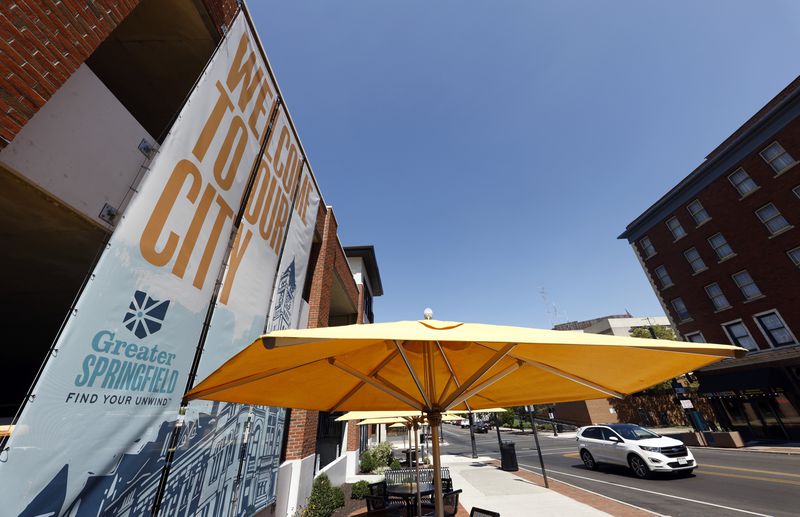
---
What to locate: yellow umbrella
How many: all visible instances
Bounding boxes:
[187,318,745,517]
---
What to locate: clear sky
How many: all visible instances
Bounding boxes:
[249,1,800,327]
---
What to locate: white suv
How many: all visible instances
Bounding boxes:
[576,424,695,478]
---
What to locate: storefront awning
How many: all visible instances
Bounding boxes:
[698,368,786,395]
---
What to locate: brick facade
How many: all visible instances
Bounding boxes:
[284,205,361,461]
[0,0,142,148]
[633,116,800,348]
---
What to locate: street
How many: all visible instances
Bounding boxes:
[440,425,800,517]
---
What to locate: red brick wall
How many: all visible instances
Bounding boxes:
[201,0,238,36]
[635,117,800,347]
[284,205,361,461]
[0,0,142,148]
[346,420,360,452]
[284,409,319,461]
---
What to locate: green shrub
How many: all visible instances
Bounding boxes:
[372,442,394,467]
[351,480,370,500]
[298,474,345,517]
[360,442,395,473]
[360,449,379,473]
[390,459,401,470]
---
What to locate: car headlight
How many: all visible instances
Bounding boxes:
[639,445,661,453]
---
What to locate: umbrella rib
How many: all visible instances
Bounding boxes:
[328,358,424,411]
[374,374,428,410]
[185,357,329,401]
[326,348,401,412]
[440,343,516,409]
[394,340,432,409]
[435,341,470,411]
[512,355,625,399]
[444,360,523,411]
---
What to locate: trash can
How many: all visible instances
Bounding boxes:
[499,441,518,471]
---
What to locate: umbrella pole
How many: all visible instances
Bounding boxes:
[528,407,549,488]
[414,421,422,517]
[429,412,444,517]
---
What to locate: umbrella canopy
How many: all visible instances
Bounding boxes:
[187,319,745,411]
[187,318,745,517]
[336,409,502,421]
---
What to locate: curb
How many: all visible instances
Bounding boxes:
[690,445,800,456]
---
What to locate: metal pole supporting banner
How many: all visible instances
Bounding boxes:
[527,406,549,488]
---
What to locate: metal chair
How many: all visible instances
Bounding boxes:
[422,489,462,517]
[470,508,500,517]
[366,481,405,516]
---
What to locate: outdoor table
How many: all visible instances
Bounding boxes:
[386,482,434,517]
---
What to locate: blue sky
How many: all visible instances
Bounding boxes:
[249,1,800,327]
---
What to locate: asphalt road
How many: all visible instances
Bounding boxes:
[439,424,800,517]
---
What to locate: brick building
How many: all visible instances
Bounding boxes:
[0,1,381,515]
[620,77,800,441]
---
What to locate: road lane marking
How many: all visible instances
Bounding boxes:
[700,463,800,478]
[517,462,772,517]
[698,469,800,486]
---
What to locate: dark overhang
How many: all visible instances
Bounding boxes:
[619,75,800,243]
[343,245,384,296]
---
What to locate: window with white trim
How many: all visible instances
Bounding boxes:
[732,270,762,300]
[788,247,800,267]
[684,332,706,343]
[639,236,656,259]
[723,321,758,350]
[755,203,791,235]
[708,233,734,260]
[671,297,690,321]
[793,185,800,199]
[728,168,758,197]
[666,217,686,240]
[653,265,673,288]
[684,247,706,273]
[705,283,730,311]
[760,142,795,174]
[687,199,711,225]
[754,311,797,347]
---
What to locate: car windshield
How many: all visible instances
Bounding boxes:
[607,424,660,440]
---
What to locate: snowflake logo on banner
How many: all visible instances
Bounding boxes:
[123,290,171,339]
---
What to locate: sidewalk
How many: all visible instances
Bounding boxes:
[441,454,643,517]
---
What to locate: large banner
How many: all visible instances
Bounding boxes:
[0,12,282,516]
[163,107,321,516]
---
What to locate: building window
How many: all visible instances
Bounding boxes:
[732,270,762,300]
[639,236,656,259]
[671,297,690,322]
[684,332,706,343]
[728,168,758,197]
[756,203,791,235]
[653,265,673,288]
[687,199,710,225]
[666,217,686,240]
[754,311,797,347]
[722,320,758,351]
[708,233,734,260]
[760,142,795,174]
[794,185,800,199]
[788,247,800,267]
[684,247,706,273]
[704,283,731,311]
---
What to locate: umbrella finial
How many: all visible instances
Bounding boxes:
[423,308,433,320]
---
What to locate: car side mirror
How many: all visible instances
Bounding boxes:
[608,435,621,442]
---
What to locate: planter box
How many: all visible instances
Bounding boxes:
[663,431,744,447]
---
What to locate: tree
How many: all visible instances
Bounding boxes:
[630,325,676,340]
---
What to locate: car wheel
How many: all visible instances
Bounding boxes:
[628,455,651,479]
[580,449,598,470]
